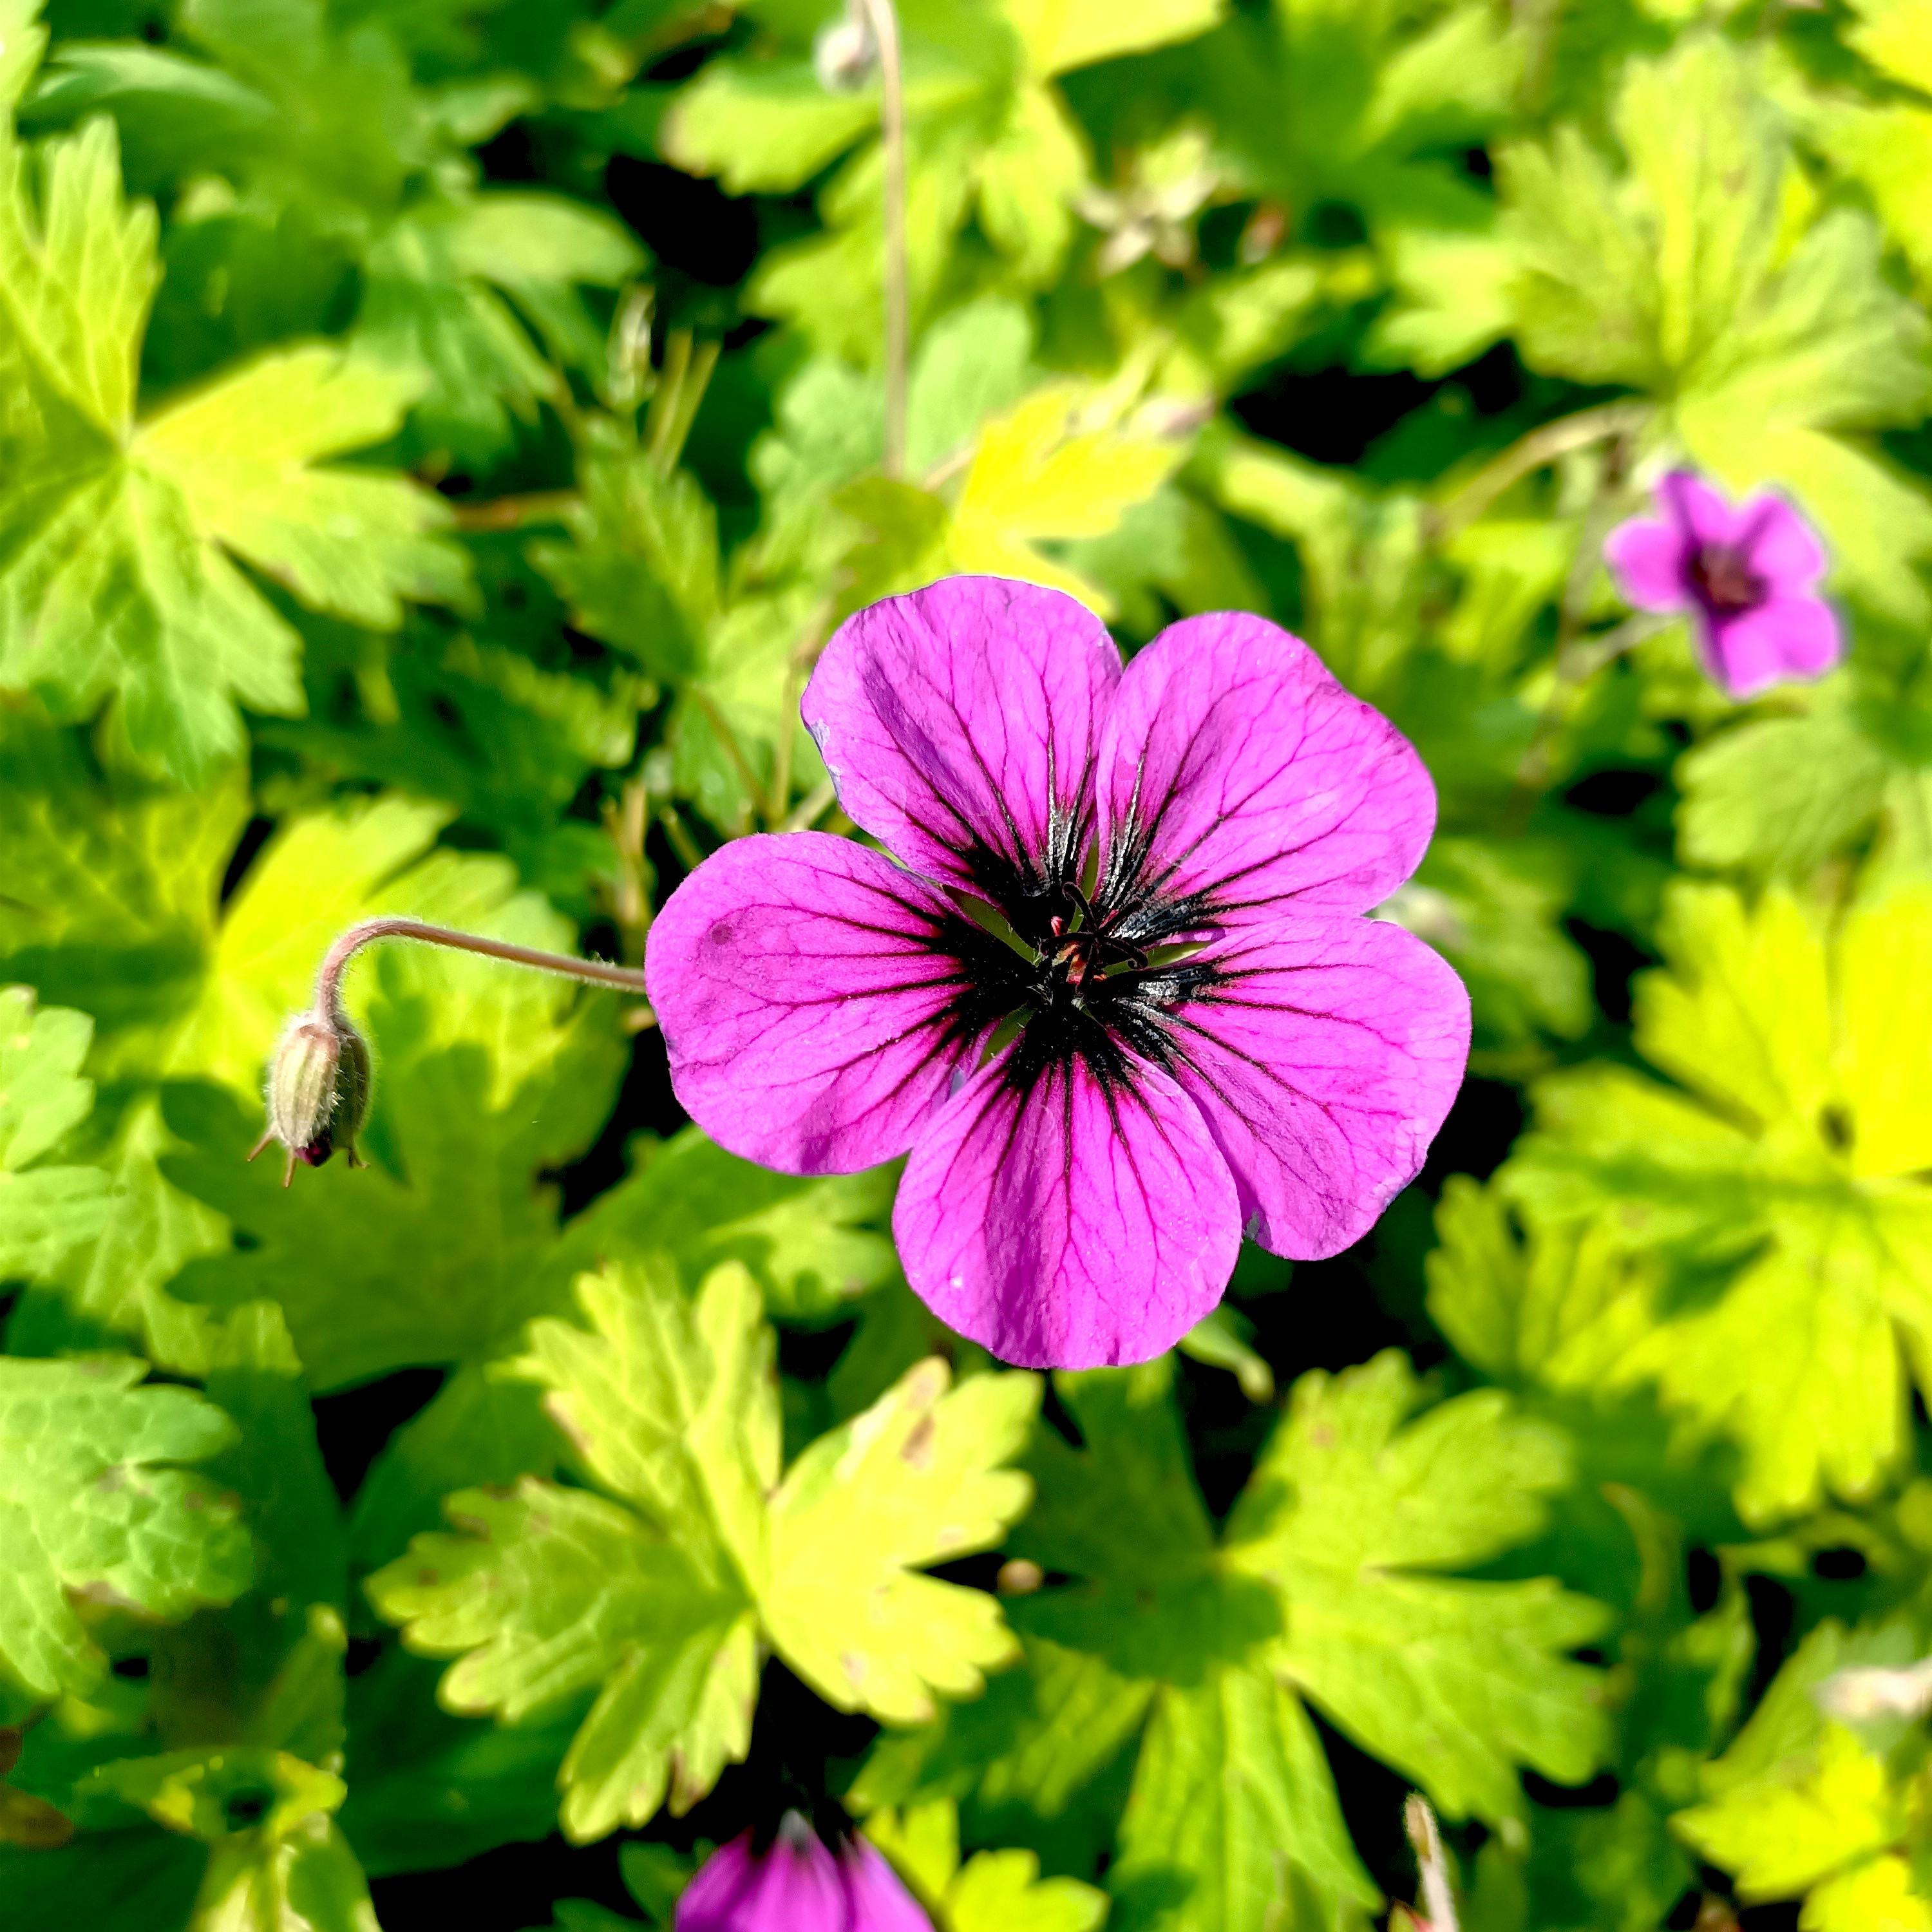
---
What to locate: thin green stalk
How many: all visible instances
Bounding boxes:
[854,0,907,478]
[312,919,650,1018]
[1428,402,1649,544]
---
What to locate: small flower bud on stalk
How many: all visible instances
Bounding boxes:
[254,916,651,1188]
[250,1008,372,1187]
[813,6,877,91]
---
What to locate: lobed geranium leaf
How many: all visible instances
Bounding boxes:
[1109,1660,1378,1932]
[513,1260,780,1578]
[947,383,1186,613]
[1226,1353,1609,1822]
[0,1356,251,1704]
[0,985,109,1279]
[0,109,466,781]
[1499,33,1932,620]
[1672,1617,1932,1928]
[367,1475,755,1845]
[928,1354,1608,1932]
[565,1127,898,1321]
[762,1357,1041,1724]
[866,1797,1110,1932]
[1502,882,1932,1522]
[374,1263,1037,1839]
[354,191,645,467]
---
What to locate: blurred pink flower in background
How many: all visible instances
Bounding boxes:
[1604,470,1842,698]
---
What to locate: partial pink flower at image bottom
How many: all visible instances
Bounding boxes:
[1604,469,1842,699]
[647,574,1471,1370]
[677,1817,931,1932]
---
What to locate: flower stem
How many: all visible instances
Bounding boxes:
[450,490,578,533]
[312,918,650,1022]
[1404,1795,1459,1932]
[1428,401,1649,544]
[854,0,907,478]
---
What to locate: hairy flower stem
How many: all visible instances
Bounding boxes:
[854,0,907,478]
[1404,1794,1460,1932]
[312,918,651,1021]
[1427,401,1649,544]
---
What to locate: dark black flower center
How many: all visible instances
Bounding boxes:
[1686,542,1763,614]
[929,842,1218,1098]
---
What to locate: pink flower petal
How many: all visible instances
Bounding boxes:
[838,1839,935,1930]
[1602,516,1690,611]
[647,832,1019,1175]
[1658,469,1739,546]
[678,1826,847,1932]
[803,576,1121,903]
[1705,595,1843,699]
[893,1038,1240,1368]
[1144,916,1471,1260]
[1093,611,1434,925]
[1738,493,1828,592]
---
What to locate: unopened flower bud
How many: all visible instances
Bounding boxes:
[814,7,877,92]
[249,1009,372,1188]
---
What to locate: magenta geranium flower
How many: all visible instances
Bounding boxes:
[647,576,1470,1369]
[1604,470,1842,699]
[677,1817,931,1931]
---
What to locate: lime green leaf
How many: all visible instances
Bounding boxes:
[0,116,465,778]
[565,1126,898,1320]
[14,1093,231,1377]
[1677,706,1894,878]
[150,794,625,1387]
[866,1797,1109,1931]
[0,1,45,113]
[991,1356,1602,1929]
[1426,1177,1665,1392]
[1003,0,1222,75]
[1497,36,1779,391]
[0,1356,251,1703]
[529,443,717,680]
[1674,1618,1932,1926]
[1110,1660,1378,1932]
[661,61,881,194]
[973,81,1086,281]
[763,1358,1041,1723]
[513,1260,779,1582]
[949,384,1186,612]
[1226,1352,1609,1821]
[377,1264,1036,1839]
[1846,0,1932,91]
[0,987,109,1278]
[750,119,981,364]
[189,1815,382,1932]
[1502,883,1932,1520]
[367,1476,755,1844]
[357,193,645,466]
[1499,34,1932,620]
[136,346,466,627]
[0,718,247,1068]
